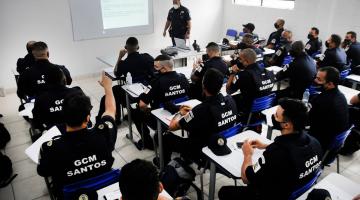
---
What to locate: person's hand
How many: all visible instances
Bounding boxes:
[231,65,240,73]
[98,72,112,90]
[242,139,254,157]
[119,49,127,59]
[163,30,167,37]
[179,105,191,115]
[250,139,268,150]
[353,194,360,200]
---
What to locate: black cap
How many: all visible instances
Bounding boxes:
[209,134,231,156]
[154,54,172,61]
[306,189,332,200]
[243,23,255,32]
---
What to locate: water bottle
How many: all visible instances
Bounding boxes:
[126,72,132,85]
[192,40,200,52]
[302,89,310,104]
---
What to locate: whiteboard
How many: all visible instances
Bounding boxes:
[68,0,154,41]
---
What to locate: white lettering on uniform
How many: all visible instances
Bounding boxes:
[298,155,321,179]
[67,154,107,177]
[169,85,180,91]
[305,44,311,50]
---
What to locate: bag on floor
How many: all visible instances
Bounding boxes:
[160,157,196,198]
[339,128,360,155]
[0,152,17,188]
[0,122,11,149]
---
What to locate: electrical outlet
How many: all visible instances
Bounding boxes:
[0,87,6,97]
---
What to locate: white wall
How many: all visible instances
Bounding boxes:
[223,0,360,46]
[0,0,224,90]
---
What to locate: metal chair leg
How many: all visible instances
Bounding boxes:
[337,155,340,174]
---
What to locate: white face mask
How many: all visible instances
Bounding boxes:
[173,4,180,9]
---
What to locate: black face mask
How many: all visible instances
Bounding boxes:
[274,23,279,29]
[280,37,288,44]
[289,50,296,57]
[271,115,283,130]
[307,34,314,40]
[325,41,330,48]
[344,39,352,46]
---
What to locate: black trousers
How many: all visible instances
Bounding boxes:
[131,107,158,146]
[163,133,199,165]
[275,87,305,101]
[96,85,127,123]
[218,186,259,200]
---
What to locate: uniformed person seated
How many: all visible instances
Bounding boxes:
[230,33,263,56]
[17,41,72,100]
[342,31,360,74]
[164,68,238,165]
[309,67,349,152]
[266,18,285,50]
[17,40,36,74]
[226,48,275,118]
[163,0,191,46]
[132,55,189,150]
[241,23,259,42]
[218,98,323,200]
[96,37,154,124]
[266,30,293,67]
[305,27,322,57]
[32,68,84,132]
[317,34,347,72]
[190,42,228,100]
[37,73,117,198]
[276,41,317,100]
[119,159,170,200]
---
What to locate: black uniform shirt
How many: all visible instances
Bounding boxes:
[318,48,347,71]
[139,71,189,109]
[17,53,35,74]
[115,52,154,84]
[305,38,322,57]
[245,132,323,199]
[345,41,360,68]
[236,43,264,56]
[271,42,292,67]
[267,28,284,48]
[37,115,116,195]
[276,53,317,98]
[230,63,275,113]
[179,94,237,150]
[17,59,72,99]
[32,86,83,130]
[193,56,229,82]
[309,87,349,150]
[167,5,191,39]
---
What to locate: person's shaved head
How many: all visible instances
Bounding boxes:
[240,48,257,64]
[26,41,36,54]
[32,41,49,59]
[282,30,293,42]
[277,18,285,27]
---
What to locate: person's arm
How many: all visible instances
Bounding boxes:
[226,65,240,93]
[168,106,191,131]
[350,94,360,105]
[114,49,128,76]
[241,140,254,184]
[353,194,360,200]
[37,142,54,177]
[163,20,171,37]
[185,20,191,39]
[98,73,116,119]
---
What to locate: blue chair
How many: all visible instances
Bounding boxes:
[308,85,321,96]
[63,169,120,200]
[282,55,294,66]
[246,93,277,127]
[219,123,243,138]
[226,29,238,38]
[159,96,189,108]
[238,32,245,37]
[288,170,322,200]
[322,126,353,173]
[340,69,351,81]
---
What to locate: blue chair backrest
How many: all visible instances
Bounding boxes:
[63,169,120,200]
[251,93,276,113]
[239,32,245,37]
[310,51,321,59]
[288,170,321,200]
[159,96,189,108]
[340,69,351,80]
[219,123,243,138]
[282,55,294,66]
[329,126,353,151]
[308,85,321,96]
[226,29,238,38]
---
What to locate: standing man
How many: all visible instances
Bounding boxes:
[163,0,191,46]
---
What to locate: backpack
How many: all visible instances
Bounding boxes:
[160,157,196,198]
[339,128,360,155]
[0,152,17,188]
[0,122,11,149]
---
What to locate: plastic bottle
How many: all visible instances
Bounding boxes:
[302,89,310,104]
[126,72,132,85]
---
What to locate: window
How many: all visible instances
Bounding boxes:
[233,0,295,10]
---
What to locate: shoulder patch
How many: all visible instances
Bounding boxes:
[253,155,265,173]
[47,140,53,147]
[104,121,114,129]
[144,85,151,94]
[184,111,194,123]
[305,43,311,50]
[271,39,276,44]
[196,65,203,73]
[275,49,282,56]
[98,124,104,130]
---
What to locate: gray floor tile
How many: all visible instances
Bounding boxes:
[0,184,14,200]
[12,175,48,200]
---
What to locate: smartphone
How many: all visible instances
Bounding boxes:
[236,142,244,148]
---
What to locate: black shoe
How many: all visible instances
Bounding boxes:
[135,139,144,151]
[115,118,122,126]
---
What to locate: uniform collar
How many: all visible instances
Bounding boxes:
[204,93,224,102]
[35,59,50,64]
[275,131,306,143]
[64,128,88,137]
[127,52,139,57]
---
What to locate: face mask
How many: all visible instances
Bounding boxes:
[274,23,279,29]
[325,41,330,48]
[280,37,287,44]
[173,4,180,9]
[271,115,283,130]
[289,50,296,57]
[307,34,314,40]
[344,39,352,45]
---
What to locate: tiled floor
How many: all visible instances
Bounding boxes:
[0,76,360,200]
